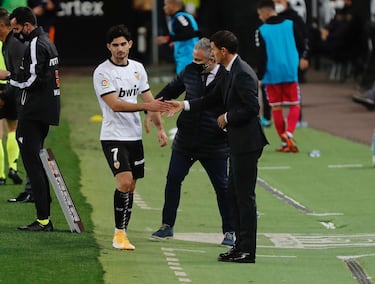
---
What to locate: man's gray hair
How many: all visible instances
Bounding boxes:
[194,37,212,59]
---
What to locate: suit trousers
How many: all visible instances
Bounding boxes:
[162,149,234,233]
[229,149,263,256]
[16,119,51,219]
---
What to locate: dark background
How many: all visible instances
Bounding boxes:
[54,0,372,68]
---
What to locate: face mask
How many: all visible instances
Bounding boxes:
[275,3,286,13]
[192,62,209,73]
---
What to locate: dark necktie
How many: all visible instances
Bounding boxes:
[202,73,209,87]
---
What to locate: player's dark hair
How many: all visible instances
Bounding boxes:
[106,25,132,44]
[257,0,275,10]
[9,6,37,26]
[210,30,239,54]
[0,8,10,26]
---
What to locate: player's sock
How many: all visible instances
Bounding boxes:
[286,105,300,134]
[0,139,5,179]
[114,189,130,230]
[272,108,285,137]
[6,131,19,171]
[37,218,50,226]
[125,192,134,230]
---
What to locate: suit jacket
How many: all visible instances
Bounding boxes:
[190,56,268,155]
[156,63,229,159]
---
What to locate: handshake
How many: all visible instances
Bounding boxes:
[145,98,183,117]
[145,98,228,131]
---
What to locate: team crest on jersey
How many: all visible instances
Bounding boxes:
[114,160,120,169]
[101,79,109,89]
[134,72,140,80]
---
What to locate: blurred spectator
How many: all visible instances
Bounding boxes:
[28,0,61,42]
[183,0,200,17]
[287,0,307,22]
[157,0,200,74]
[311,0,368,80]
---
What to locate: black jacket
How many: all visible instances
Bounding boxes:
[10,27,60,125]
[1,31,26,102]
[190,56,268,155]
[156,63,229,159]
[278,7,310,59]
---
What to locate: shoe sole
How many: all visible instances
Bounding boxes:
[221,241,235,247]
[112,244,135,250]
[149,235,173,241]
[280,134,299,153]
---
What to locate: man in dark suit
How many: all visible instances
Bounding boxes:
[167,30,268,263]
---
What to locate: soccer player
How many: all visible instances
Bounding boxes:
[256,0,304,153]
[93,25,169,250]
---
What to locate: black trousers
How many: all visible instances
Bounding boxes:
[17,120,51,219]
[229,149,263,257]
[162,149,234,233]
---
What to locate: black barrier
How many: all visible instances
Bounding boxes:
[54,0,371,68]
[55,0,151,66]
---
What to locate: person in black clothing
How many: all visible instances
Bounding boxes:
[9,7,60,231]
[316,0,367,75]
[150,38,235,246]
[0,8,24,187]
[167,31,269,263]
[28,0,61,42]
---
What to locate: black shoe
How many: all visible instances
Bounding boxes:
[352,93,375,110]
[8,168,23,184]
[8,191,34,203]
[218,248,255,263]
[0,178,5,185]
[218,247,238,258]
[18,220,54,232]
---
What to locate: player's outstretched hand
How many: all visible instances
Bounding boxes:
[164,100,184,117]
[146,97,170,112]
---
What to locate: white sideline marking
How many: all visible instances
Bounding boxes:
[172,232,375,249]
[161,247,192,283]
[162,247,206,253]
[257,177,312,213]
[257,254,297,258]
[257,177,344,217]
[133,192,160,210]
[308,212,344,216]
[262,233,375,249]
[328,164,363,168]
[337,253,375,260]
[320,221,336,230]
[259,166,291,170]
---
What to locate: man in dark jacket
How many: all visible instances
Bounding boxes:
[150,38,235,246]
[9,7,60,231]
[166,31,269,263]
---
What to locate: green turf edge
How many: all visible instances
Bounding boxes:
[0,120,104,284]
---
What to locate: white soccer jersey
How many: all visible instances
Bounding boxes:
[93,59,150,141]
